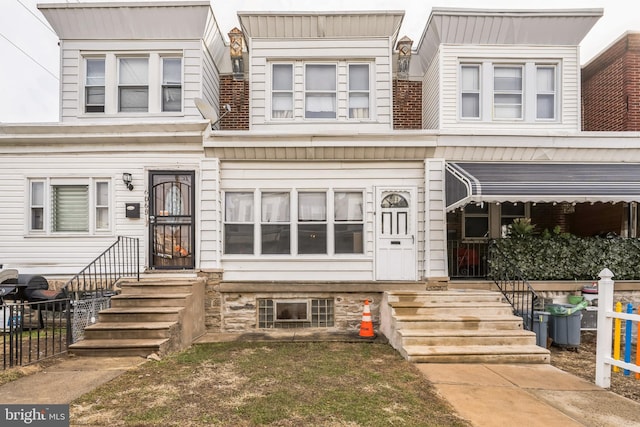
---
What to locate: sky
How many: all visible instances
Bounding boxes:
[1,0,638,123]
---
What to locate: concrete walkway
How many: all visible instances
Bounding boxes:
[417,363,640,427]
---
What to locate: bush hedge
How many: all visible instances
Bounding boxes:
[488,235,640,280]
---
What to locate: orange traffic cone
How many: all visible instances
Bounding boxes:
[359,299,375,338]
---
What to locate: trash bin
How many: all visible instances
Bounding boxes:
[531,311,550,348]
[546,303,585,348]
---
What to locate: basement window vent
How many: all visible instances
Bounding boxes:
[258,299,334,329]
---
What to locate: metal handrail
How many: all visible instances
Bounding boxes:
[62,236,139,299]
[489,240,540,331]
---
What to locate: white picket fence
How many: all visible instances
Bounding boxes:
[595,268,640,388]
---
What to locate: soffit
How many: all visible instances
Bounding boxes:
[39,1,214,40]
[238,11,404,41]
[414,8,603,71]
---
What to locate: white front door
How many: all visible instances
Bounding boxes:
[375,188,417,280]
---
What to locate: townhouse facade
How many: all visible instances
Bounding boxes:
[1,2,640,333]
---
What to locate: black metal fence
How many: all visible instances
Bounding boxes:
[2,236,139,369]
[447,240,489,278]
[2,298,71,369]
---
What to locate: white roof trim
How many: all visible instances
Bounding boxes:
[414,7,603,73]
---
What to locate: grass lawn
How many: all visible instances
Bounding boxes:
[71,341,471,426]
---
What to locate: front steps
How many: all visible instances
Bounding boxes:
[380,290,550,364]
[69,278,205,357]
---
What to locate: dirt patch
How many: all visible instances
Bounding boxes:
[549,331,640,403]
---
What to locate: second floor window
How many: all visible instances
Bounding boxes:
[162,58,182,112]
[536,66,556,119]
[272,64,293,119]
[85,58,105,113]
[348,64,369,119]
[460,65,480,119]
[118,57,149,112]
[493,66,523,119]
[305,64,336,119]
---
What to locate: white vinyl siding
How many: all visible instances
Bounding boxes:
[422,52,439,129]
[441,45,578,131]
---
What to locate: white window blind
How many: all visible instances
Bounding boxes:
[52,185,89,232]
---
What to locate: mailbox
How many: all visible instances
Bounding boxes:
[125,203,140,218]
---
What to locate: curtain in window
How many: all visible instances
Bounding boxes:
[349,93,369,119]
[52,185,89,232]
[262,192,290,222]
[299,193,326,221]
[225,192,254,222]
[272,93,293,118]
[335,192,363,221]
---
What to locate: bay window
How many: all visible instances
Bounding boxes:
[305,64,336,119]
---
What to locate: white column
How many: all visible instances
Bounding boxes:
[595,268,615,388]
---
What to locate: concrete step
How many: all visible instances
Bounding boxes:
[110,294,190,308]
[391,303,514,316]
[82,321,176,340]
[398,329,538,347]
[69,338,169,358]
[394,314,524,330]
[386,291,504,304]
[118,281,198,295]
[402,344,551,364]
[98,306,183,323]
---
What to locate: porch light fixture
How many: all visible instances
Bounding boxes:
[122,172,133,191]
[396,36,413,80]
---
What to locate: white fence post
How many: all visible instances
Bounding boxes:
[595,268,614,388]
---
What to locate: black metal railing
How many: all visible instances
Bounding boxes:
[2,298,71,369]
[447,240,489,278]
[62,236,140,299]
[489,242,540,331]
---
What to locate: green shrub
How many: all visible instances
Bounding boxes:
[488,235,640,280]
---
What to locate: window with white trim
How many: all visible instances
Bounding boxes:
[459,61,560,123]
[29,178,110,234]
[536,66,556,119]
[305,64,336,119]
[298,192,327,254]
[261,192,291,254]
[493,66,523,119]
[85,58,105,113]
[223,189,365,255]
[161,57,182,112]
[118,57,149,112]
[460,65,480,119]
[348,64,369,119]
[272,64,293,119]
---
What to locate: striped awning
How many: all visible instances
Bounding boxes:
[446,162,640,211]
